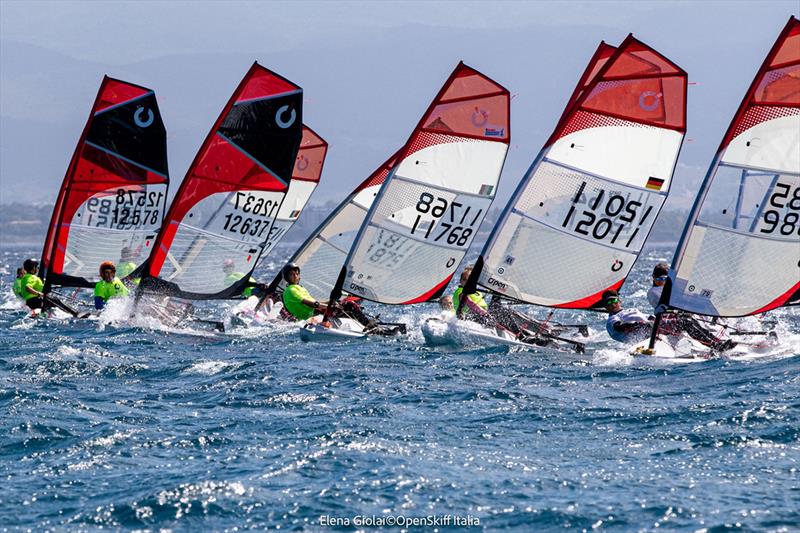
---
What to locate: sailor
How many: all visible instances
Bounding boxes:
[281,263,328,321]
[453,266,489,318]
[12,267,26,300]
[645,265,736,350]
[439,294,454,314]
[117,247,138,279]
[647,263,669,310]
[602,289,652,343]
[19,259,45,310]
[222,259,257,298]
[94,261,130,309]
[454,266,542,337]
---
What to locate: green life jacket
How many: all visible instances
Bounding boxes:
[283,283,315,320]
[225,272,255,297]
[12,277,25,299]
[453,286,488,314]
[21,273,44,301]
[94,277,130,301]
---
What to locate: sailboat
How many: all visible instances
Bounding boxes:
[39,77,169,317]
[135,62,304,308]
[639,16,799,359]
[300,62,511,341]
[426,36,687,350]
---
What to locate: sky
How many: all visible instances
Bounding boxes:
[0,0,796,210]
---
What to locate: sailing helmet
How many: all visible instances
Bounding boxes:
[99,261,116,274]
[222,258,235,272]
[23,258,39,272]
[282,262,300,282]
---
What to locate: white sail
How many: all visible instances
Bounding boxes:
[335,62,510,305]
[474,37,687,309]
[272,151,399,298]
[665,17,800,317]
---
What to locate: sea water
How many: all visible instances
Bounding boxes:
[1,244,798,531]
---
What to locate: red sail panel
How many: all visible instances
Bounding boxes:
[548,35,687,146]
[143,62,303,299]
[293,126,328,182]
[416,63,509,143]
[41,76,169,289]
[558,42,618,125]
[720,16,800,150]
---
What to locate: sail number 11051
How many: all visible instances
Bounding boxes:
[561,181,654,249]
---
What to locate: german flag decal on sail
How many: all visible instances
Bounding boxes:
[646,176,665,190]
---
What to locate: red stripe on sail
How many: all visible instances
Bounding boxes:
[552,278,625,310]
[752,281,800,315]
[401,274,454,305]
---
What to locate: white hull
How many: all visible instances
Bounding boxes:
[299,317,367,342]
[421,317,534,349]
[632,333,780,361]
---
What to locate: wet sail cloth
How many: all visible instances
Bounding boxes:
[331,62,510,305]
[259,126,328,259]
[40,77,169,291]
[140,63,303,299]
[268,151,399,298]
[661,17,800,317]
[467,37,687,309]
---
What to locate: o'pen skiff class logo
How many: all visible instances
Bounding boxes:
[638,91,663,112]
[134,106,154,128]
[275,105,297,129]
[471,107,489,127]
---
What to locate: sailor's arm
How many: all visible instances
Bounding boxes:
[25,283,43,297]
[300,297,328,314]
